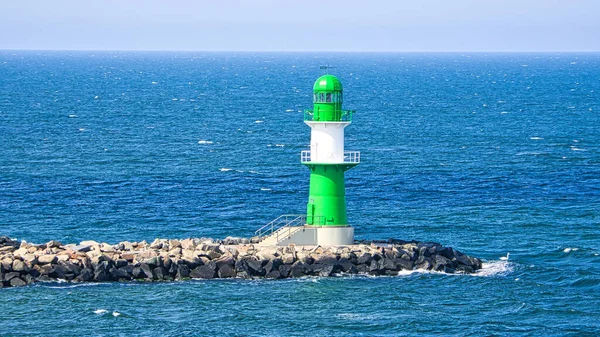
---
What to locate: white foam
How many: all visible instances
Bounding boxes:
[198,140,213,144]
[275,144,285,147]
[249,170,260,174]
[563,247,579,253]
[530,137,543,140]
[500,111,509,114]
[570,147,586,151]
[336,313,379,321]
[112,311,121,317]
[472,261,513,277]
[254,120,264,124]
[94,309,108,315]
[285,109,293,112]
[94,96,99,99]
[260,188,272,191]
[219,168,233,172]
[151,81,158,84]
[68,114,77,118]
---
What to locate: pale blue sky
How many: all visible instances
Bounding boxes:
[1,0,598,52]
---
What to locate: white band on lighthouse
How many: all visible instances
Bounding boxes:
[305,121,350,164]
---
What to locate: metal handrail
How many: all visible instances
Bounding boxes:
[300,150,360,164]
[255,214,306,238]
[304,110,354,122]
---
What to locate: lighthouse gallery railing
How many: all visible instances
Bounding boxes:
[300,150,360,164]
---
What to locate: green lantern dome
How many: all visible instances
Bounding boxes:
[313,75,343,92]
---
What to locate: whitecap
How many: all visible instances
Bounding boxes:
[94,309,108,315]
[563,247,579,253]
[516,152,542,156]
[285,109,293,112]
[172,98,178,101]
[112,311,121,317]
[500,111,509,114]
[570,147,586,151]
[151,81,158,84]
[336,313,379,321]
[219,168,233,172]
[254,120,264,124]
[472,261,514,277]
[68,114,77,118]
[530,137,543,140]
[249,170,259,174]
[94,96,99,99]
[260,188,272,191]
[198,140,213,144]
[275,144,285,147]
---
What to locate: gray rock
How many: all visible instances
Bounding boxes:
[110,267,131,280]
[153,267,165,280]
[76,268,93,282]
[143,256,161,268]
[4,271,20,281]
[317,264,336,277]
[393,258,413,270]
[0,246,16,253]
[132,267,146,279]
[46,240,62,248]
[217,265,236,278]
[315,255,338,265]
[246,259,265,276]
[415,258,433,271]
[432,255,451,271]
[214,256,235,269]
[289,261,308,278]
[72,245,91,253]
[356,253,372,265]
[176,265,190,280]
[190,266,216,279]
[94,261,111,281]
[139,264,154,279]
[12,260,26,272]
[115,259,128,268]
[378,258,396,271]
[278,264,292,278]
[265,270,281,279]
[38,255,57,265]
[337,258,355,273]
[10,277,27,287]
[264,258,282,274]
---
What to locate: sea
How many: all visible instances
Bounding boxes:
[0,51,599,336]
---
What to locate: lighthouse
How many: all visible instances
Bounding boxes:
[301,74,359,245]
[255,74,359,246]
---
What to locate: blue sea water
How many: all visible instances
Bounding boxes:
[0,51,599,336]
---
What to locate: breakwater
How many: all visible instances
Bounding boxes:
[0,236,482,287]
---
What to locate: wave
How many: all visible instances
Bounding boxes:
[472,261,514,277]
[198,140,213,144]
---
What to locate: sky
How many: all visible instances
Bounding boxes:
[0,0,599,52]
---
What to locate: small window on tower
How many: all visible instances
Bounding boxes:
[326,93,332,102]
[319,93,325,102]
[313,94,317,102]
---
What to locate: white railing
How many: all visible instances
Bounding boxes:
[300,150,361,164]
[255,214,306,238]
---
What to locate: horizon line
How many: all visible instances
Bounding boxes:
[2,48,600,54]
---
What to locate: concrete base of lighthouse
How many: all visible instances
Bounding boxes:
[259,226,354,246]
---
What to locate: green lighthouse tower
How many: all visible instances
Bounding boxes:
[301,74,359,245]
[255,74,359,246]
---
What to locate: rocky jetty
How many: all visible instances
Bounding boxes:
[0,236,482,288]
